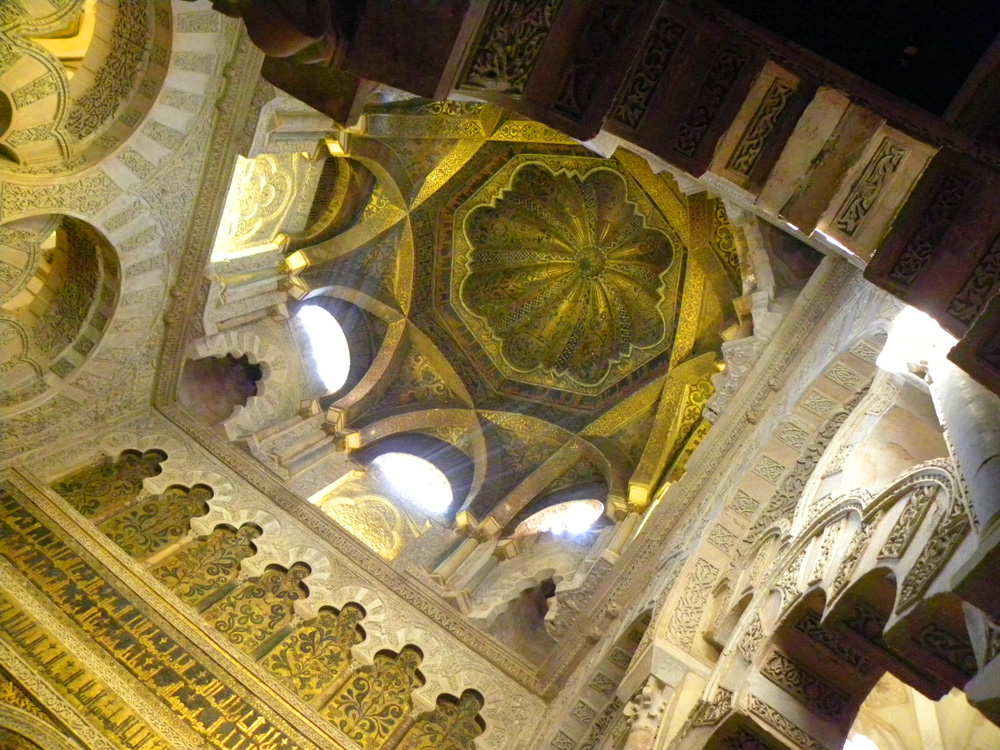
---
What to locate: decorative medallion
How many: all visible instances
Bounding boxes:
[452,159,679,395]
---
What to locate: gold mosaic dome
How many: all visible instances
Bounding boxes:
[442,152,698,403]
[459,163,674,387]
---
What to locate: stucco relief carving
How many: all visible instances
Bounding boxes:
[666,557,718,649]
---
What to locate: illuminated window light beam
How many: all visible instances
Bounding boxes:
[370,452,452,517]
[296,305,351,394]
[516,499,604,539]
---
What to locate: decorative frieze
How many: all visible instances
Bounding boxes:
[831,512,881,598]
[948,234,1000,325]
[761,651,846,717]
[825,361,865,390]
[571,700,597,725]
[737,613,764,661]
[666,558,719,648]
[887,171,978,289]
[897,498,970,611]
[820,444,853,478]
[795,610,876,673]
[577,697,623,750]
[727,78,795,176]
[914,624,977,678]
[462,0,564,95]
[589,671,617,697]
[748,697,825,750]
[878,485,937,559]
[554,1,634,120]
[810,522,840,582]
[734,490,760,519]
[776,421,810,451]
[690,686,733,726]
[753,456,785,484]
[801,389,835,416]
[613,15,686,130]
[833,138,907,238]
[849,339,882,365]
[674,49,747,158]
[708,524,738,553]
[774,551,804,613]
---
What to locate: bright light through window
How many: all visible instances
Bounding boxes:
[843,733,879,750]
[515,499,604,539]
[876,306,956,375]
[297,305,351,394]
[370,452,452,516]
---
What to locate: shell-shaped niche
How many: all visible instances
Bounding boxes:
[0,214,119,410]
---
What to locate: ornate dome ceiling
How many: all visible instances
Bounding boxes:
[401,136,741,417]
[454,160,677,394]
[191,96,751,536]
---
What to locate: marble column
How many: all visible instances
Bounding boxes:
[932,357,1000,619]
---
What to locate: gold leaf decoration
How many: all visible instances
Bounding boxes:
[317,493,406,560]
[152,523,261,608]
[204,562,310,657]
[52,449,164,520]
[99,484,211,560]
[323,646,425,750]
[459,163,675,388]
[399,691,485,750]
[263,604,365,703]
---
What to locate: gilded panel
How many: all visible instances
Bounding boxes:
[50,449,164,521]
[99,484,212,559]
[398,691,484,750]
[204,562,311,657]
[323,647,425,750]
[263,605,365,703]
[0,481,317,750]
[151,522,261,608]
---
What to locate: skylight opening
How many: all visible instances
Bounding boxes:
[876,305,956,376]
[369,452,452,517]
[296,304,351,394]
[515,499,604,539]
[843,734,879,750]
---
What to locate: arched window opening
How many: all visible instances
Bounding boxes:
[369,452,452,518]
[844,734,880,750]
[514,499,604,540]
[179,353,263,428]
[290,296,383,406]
[877,306,956,376]
[487,578,556,663]
[296,303,351,394]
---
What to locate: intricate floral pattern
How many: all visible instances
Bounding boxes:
[52,449,164,519]
[100,485,211,559]
[460,164,674,387]
[205,562,310,657]
[153,523,261,608]
[264,604,365,702]
[324,647,425,749]
[399,691,484,750]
